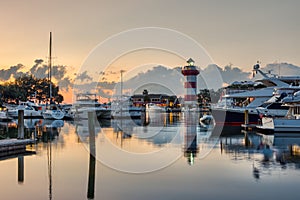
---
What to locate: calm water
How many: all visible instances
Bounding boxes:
[1,112,300,200]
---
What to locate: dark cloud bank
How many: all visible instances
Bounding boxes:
[1,60,300,97]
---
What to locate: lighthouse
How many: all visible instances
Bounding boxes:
[181,58,199,109]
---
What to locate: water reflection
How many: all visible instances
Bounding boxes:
[220,131,300,181]
[1,113,300,199]
[87,112,96,200]
[183,112,199,165]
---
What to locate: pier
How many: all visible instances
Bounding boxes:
[0,139,35,157]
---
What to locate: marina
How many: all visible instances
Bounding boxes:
[1,1,300,198]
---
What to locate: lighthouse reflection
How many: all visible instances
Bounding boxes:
[183,112,199,165]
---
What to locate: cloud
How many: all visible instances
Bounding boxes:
[52,65,67,80]
[0,64,25,81]
[219,64,251,84]
[74,71,93,82]
[29,59,68,80]
[29,59,48,79]
[57,77,73,91]
[264,62,300,76]
[97,81,116,90]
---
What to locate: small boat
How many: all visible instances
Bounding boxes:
[59,104,74,120]
[111,96,143,119]
[199,114,214,125]
[146,103,165,112]
[42,104,65,120]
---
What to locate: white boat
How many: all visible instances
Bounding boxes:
[111,96,143,119]
[111,70,143,119]
[257,91,300,133]
[7,101,43,118]
[72,93,111,119]
[199,114,214,125]
[256,87,300,117]
[0,111,12,122]
[211,62,300,127]
[42,104,65,120]
[59,104,74,120]
[146,103,165,112]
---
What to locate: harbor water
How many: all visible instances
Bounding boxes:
[0,112,300,200]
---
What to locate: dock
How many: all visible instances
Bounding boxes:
[0,139,35,157]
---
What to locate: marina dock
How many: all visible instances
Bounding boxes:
[0,139,35,158]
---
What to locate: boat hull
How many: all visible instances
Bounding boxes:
[73,108,111,120]
[211,108,260,127]
[7,110,43,119]
[257,117,300,133]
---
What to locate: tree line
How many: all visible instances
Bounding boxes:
[197,89,222,105]
[0,75,63,105]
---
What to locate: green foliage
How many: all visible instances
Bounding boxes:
[0,75,63,103]
[198,89,222,104]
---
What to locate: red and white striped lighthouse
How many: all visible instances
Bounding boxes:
[181,58,199,108]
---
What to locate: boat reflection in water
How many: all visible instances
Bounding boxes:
[220,130,300,181]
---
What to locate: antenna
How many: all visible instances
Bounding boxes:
[49,32,52,99]
[252,61,260,78]
[120,70,126,97]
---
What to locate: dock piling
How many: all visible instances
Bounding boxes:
[18,110,24,139]
[18,156,24,183]
[244,110,249,125]
[87,111,96,199]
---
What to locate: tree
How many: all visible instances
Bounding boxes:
[0,75,63,103]
[197,89,222,104]
[143,89,150,103]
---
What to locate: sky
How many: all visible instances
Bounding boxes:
[1,0,300,102]
[1,0,300,70]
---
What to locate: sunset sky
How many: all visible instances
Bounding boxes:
[1,0,300,70]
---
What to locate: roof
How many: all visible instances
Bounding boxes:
[225,87,275,98]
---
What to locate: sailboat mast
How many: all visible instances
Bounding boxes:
[120,70,124,98]
[49,32,52,100]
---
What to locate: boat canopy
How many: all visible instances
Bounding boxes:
[225,87,275,98]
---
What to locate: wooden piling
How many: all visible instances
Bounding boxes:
[244,109,249,125]
[87,111,96,199]
[18,110,24,139]
[18,156,24,183]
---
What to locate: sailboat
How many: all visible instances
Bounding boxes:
[42,32,65,120]
[111,70,143,119]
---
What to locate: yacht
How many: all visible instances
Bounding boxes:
[257,91,300,133]
[72,93,111,119]
[7,101,43,118]
[211,62,299,127]
[256,86,300,117]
